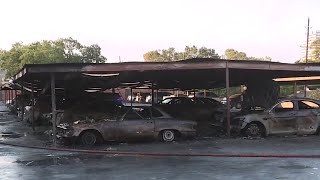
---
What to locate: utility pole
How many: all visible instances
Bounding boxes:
[306,17,310,63]
[304,17,310,97]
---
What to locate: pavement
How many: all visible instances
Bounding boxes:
[2,104,320,179]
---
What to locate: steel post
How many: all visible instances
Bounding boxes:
[31,83,35,131]
[21,86,24,122]
[226,61,231,137]
[294,82,297,97]
[51,74,57,147]
[130,88,133,107]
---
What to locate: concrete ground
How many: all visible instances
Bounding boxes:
[2,104,320,179]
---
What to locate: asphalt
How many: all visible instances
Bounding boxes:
[2,104,320,179]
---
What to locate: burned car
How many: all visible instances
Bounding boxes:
[158,97,226,121]
[232,97,320,137]
[57,106,197,146]
[157,97,230,136]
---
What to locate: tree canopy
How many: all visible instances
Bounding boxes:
[295,40,320,63]
[143,45,220,62]
[0,37,107,78]
[143,46,271,62]
[310,40,320,62]
[224,49,272,61]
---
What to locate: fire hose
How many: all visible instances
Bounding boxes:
[1,141,320,158]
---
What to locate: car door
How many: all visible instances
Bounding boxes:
[268,100,298,134]
[296,100,320,134]
[99,119,118,141]
[117,107,155,141]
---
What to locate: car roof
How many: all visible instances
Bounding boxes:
[277,97,320,103]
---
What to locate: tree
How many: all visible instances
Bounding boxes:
[224,48,272,61]
[143,45,220,62]
[224,49,247,60]
[310,40,320,62]
[143,50,161,62]
[0,37,107,78]
[81,44,107,63]
[198,47,220,58]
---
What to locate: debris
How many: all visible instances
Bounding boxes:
[25,161,34,166]
[105,147,117,151]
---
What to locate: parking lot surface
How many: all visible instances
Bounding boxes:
[2,106,320,179]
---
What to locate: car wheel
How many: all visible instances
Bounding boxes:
[80,131,97,146]
[245,123,263,137]
[161,130,176,142]
[315,126,320,135]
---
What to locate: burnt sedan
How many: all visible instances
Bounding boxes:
[232,98,320,137]
[158,97,226,121]
[57,106,197,146]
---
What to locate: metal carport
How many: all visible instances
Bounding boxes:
[8,58,320,146]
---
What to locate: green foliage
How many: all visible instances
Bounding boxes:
[224,49,272,61]
[224,49,247,60]
[309,89,320,100]
[212,87,241,97]
[143,45,220,62]
[0,37,107,78]
[310,40,320,62]
[296,40,320,63]
[279,85,294,97]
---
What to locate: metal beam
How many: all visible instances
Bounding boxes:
[130,88,133,107]
[31,83,35,131]
[15,60,320,81]
[4,90,6,104]
[226,61,231,137]
[21,85,24,122]
[51,74,57,147]
[151,83,154,107]
[294,82,297,97]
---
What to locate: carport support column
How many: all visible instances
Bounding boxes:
[151,83,155,106]
[130,88,133,107]
[294,82,297,97]
[304,85,307,97]
[226,61,231,137]
[4,90,6,104]
[8,90,11,102]
[51,74,57,147]
[31,83,35,131]
[21,85,24,122]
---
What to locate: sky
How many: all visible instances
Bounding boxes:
[0,0,319,63]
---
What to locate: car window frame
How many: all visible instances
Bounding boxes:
[297,100,320,111]
[270,100,297,113]
[121,108,145,121]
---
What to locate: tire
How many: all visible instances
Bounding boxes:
[244,123,264,137]
[80,131,97,146]
[315,127,320,135]
[161,130,176,142]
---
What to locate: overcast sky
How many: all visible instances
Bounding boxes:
[0,0,319,63]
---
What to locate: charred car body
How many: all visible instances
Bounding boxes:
[157,97,230,136]
[232,98,320,137]
[158,97,226,122]
[57,106,197,146]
